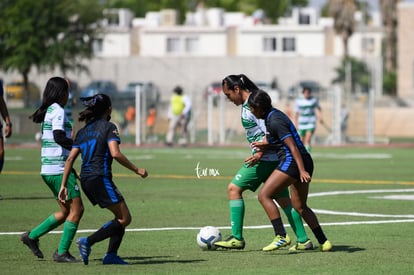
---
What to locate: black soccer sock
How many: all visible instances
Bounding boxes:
[311,226,328,244]
[271,218,286,237]
[107,226,125,254]
[88,219,124,246]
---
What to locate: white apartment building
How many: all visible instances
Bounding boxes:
[94,7,383,60]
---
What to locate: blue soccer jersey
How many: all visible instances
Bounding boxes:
[265,108,309,162]
[73,118,121,178]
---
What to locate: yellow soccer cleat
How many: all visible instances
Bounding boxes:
[215,235,246,250]
[320,240,333,252]
[288,239,314,251]
[262,234,291,251]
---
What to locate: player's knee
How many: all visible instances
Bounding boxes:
[227,183,242,199]
[72,205,84,221]
[292,203,307,215]
[119,214,132,227]
[257,191,268,205]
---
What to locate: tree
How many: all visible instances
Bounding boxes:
[332,57,370,94]
[380,0,398,73]
[380,0,399,96]
[0,0,104,107]
[328,0,356,59]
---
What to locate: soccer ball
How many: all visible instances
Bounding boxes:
[196,226,222,250]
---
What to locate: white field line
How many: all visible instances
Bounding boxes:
[2,219,414,236]
[2,189,414,236]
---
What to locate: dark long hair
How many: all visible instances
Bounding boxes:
[221,74,259,92]
[30,77,69,123]
[247,89,273,118]
[78,94,112,123]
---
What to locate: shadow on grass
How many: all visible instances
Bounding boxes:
[329,245,365,253]
[286,244,365,254]
[89,255,206,265]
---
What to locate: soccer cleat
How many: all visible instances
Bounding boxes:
[20,231,44,258]
[288,239,314,251]
[320,240,333,252]
[214,235,246,250]
[262,234,291,251]
[102,253,129,265]
[77,237,91,265]
[52,250,78,263]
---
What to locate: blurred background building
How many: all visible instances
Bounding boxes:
[2,1,414,145]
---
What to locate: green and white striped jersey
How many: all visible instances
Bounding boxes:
[40,103,72,175]
[241,100,278,162]
[294,96,320,130]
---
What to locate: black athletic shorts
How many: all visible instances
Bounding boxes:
[81,175,124,208]
[277,153,314,180]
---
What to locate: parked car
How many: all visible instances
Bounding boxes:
[5,81,41,106]
[287,80,322,99]
[115,81,160,110]
[79,80,118,98]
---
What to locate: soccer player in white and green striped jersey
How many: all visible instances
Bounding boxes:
[294,87,323,152]
[215,74,313,251]
[21,77,84,262]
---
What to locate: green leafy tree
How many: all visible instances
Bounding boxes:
[380,0,399,96]
[0,0,104,107]
[328,0,356,59]
[332,57,370,94]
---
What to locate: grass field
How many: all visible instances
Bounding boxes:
[1,145,413,275]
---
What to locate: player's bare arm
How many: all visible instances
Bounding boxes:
[108,140,148,178]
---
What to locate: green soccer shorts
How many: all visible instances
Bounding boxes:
[42,172,81,200]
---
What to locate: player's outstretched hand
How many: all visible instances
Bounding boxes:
[136,168,148,179]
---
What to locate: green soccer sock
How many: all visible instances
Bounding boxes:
[282,206,309,243]
[58,220,78,255]
[230,199,245,240]
[29,214,61,239]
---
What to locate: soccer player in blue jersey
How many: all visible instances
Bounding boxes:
[214,74,312,251]
[58,93,148,265]
[248,89,332,252]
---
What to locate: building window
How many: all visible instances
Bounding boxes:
[362,37,375,54]
[282,37,295,52]
[185,37,199,53]
[166,37,181,53]
[103,10,120,26]
[93,38,103,54]
[299,13,311,25]
[263,37,277,52]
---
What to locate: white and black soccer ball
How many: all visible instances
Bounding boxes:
[196,226,222,250]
